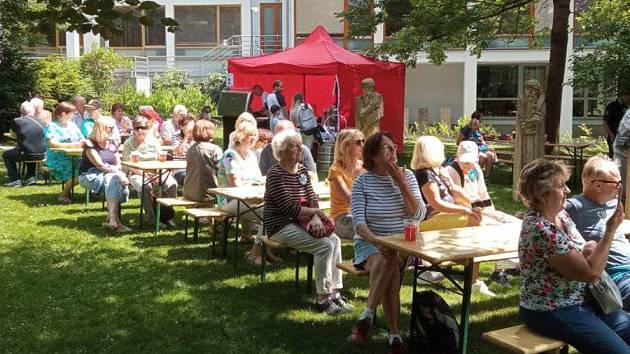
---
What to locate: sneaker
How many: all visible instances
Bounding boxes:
[350,317,373,345]
[472,280,496,297]
[333,296,354,312]
[417,271,445,285]
[315,298,344,316]
[24,176,37,186]
[489,271,512,288]
[388,337,406,354]
[4,180,21,187]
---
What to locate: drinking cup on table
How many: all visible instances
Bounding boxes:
[130,151,140,163]
[403,218,418,242]
[158,151,167,162]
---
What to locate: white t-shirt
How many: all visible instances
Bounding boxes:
[222,148,264,186]
[265,93,284,119]
[445,163,490,202]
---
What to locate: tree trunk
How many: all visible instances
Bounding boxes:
[545,0,570,146]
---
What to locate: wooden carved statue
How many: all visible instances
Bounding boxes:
[355,78,384,139]
[513,79,546,200]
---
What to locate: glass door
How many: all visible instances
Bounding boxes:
[260,3,282,53]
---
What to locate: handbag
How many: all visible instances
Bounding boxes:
[588,271,623,314]
[298,197,336,238]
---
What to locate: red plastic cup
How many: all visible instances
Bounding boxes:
[403,219,417,242]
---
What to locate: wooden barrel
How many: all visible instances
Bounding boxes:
[316,143,335,173]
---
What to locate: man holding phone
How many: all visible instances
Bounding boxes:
[565,155,630,310]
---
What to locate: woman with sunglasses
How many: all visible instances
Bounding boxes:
[122,116,177,227]
[328,128,365,239]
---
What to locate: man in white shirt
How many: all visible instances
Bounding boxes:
[265,80,287,120]
[160,104,187,145]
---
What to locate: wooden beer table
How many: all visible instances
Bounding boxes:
[122,160,187,231]
[370,219,521,354]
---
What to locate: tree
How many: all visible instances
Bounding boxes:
[26,0,178,40]
[340,0,570,143]
[572,0,630,97]
[0,0,36,133]
[79,47,132,97]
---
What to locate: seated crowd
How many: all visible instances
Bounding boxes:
[5,96,630,353]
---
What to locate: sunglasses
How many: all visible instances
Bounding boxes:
[134,126,148,131]
[355,139,365,146]
[591,179,622,186]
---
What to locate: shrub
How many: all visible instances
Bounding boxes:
[30,56,92,109]
[0,28,35,132]
[79,47,131,98]
[201,72,226,106]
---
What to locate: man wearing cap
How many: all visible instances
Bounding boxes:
[122,116,177,227]
[81,99,121,145]
[446,141,516,289]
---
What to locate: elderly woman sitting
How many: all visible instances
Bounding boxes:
[518,159,630,353]
[45,102,84,203]
[350,132,425,353]
[264,130,350,315]
[183,120,223,202]
[78,119,130,232]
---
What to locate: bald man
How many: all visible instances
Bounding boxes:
[565,156,630,310]
[258,120,317,181]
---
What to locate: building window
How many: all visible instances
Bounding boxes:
[384,0,411,37]
[219,7,241,42]
[108,7,165,47]
[477,64,547,118]
[174,5,241,46]
[175,6,217,45]
[573,86,609,120]
[343,0,374,50]
[145,7,166,46]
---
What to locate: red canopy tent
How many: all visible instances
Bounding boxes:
[227,26,406,147]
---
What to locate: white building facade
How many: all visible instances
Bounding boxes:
[32,0,606,136]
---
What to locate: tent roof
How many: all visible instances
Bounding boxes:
[227,26,404,76]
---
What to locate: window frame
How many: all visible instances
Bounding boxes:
[174,4,241,48]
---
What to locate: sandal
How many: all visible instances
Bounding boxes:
[245,252,263,265]
[114,224,131,233]
[58,194,71,204]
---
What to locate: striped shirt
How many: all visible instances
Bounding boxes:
[351,169,426,265]
[264,164,318,237]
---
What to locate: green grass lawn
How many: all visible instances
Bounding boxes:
[0,148,527,353]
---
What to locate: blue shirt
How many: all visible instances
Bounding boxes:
[565,194,630,279]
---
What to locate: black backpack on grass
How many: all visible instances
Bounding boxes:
[408,290,460,354]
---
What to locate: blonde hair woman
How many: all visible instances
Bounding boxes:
[328,129,365,239]
[411,136,481,231]
[78,118,130,232]
[221,122,271,264]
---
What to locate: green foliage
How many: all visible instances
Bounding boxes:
[559,123,609,155]
[410,116,500,142]
[0,27,35,132]
[79,47,132,98]
[572,0,630,96]
[103,78,213,119]
[339,0,536,65]
[30,56,92,109]
[28,0,178,40]
[201,72,226,107]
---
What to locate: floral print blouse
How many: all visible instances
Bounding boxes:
[519,209,587,311]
